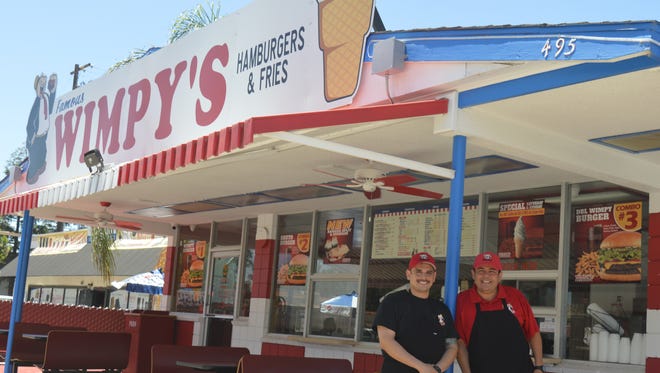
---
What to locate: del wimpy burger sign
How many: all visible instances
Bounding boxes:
[572,201,643,283]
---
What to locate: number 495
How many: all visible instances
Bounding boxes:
[541,38,576,59]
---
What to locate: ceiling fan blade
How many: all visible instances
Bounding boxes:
[112,220,142,231]
[345,182,363,188]
[55,215,96,223]
[375,182,394,191]
[376,174,417,186]
[391,185,443,199]
[363,188,381,200]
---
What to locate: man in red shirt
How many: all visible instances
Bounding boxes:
[455,252,544,373]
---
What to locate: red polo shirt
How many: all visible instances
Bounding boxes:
[455,285,540,345]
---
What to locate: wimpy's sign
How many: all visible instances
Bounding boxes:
[16,0,374,193]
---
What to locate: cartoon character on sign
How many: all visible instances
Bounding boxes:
[26,73,57,184]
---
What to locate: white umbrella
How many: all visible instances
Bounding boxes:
[321,291,358,317]
[112,269,164,295]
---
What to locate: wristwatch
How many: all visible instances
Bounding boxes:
[533,365,544,372]
[432,365,443,373]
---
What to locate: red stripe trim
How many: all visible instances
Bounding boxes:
[206,132,220,158]
[115,100,448,185]
[175,144,187,168]
[0,191,39,215]
[185,140,197,164]
[249,99,448,135]
[218,129,231,153]
[230,122,244,151]
[196,136,208,162]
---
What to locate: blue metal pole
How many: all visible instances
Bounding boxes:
[444,134,466,315]
[444,135,466,373]
[4,210,34,373]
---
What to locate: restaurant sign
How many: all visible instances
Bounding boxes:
[10,0,374,195]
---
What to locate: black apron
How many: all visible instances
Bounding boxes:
[467,299,533,373]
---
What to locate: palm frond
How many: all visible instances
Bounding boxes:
[91,227,117,284]
[169,1,221,44]
[108,48,159,73]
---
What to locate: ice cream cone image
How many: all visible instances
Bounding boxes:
[514,237,525,258]
[318,0,374,101]
[513,216,526,258]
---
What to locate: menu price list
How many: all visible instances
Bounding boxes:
[372,204,479,259]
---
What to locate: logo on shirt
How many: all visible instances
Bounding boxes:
[507,303,516,314]
[437,314,445,326]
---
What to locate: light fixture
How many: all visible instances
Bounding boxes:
[84,149,104,174]
[189,224,196,232]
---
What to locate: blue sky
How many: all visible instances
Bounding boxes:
[1,0,657,169]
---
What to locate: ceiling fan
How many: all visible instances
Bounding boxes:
[315,167,443,200]
[56,201,142,230]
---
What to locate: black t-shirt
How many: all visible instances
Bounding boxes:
[373,290,458,373]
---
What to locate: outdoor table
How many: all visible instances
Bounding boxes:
[176,360,238,373]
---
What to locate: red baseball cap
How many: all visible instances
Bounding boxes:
[473,252,502,271]
[408,252,436,270]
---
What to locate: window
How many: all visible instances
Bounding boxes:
[174,223,212,313]
[269,208,364,338]
[565,182,647,362]
[364,198,480,342]
[270,212,313,334]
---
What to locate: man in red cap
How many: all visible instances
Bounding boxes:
[455,252,544,373]
[373,252,457,373]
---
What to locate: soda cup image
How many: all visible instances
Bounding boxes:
[318,0,374,101]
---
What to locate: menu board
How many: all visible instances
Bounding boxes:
[572,201,643,283]
[371,202,479,259]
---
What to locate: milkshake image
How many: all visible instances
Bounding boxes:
[318,0,374,101]
[514,216,526,258]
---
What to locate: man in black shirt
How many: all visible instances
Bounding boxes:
[373,252,458,373]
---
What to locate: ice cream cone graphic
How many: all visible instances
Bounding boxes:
[318,0,374,102]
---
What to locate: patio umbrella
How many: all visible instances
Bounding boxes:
[111,269,164,294]
[320,291,358,317]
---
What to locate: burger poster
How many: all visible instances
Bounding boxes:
[276,232,310,286]
[497,200,545,259]
[179,240,206,289]
[321,218,354,264]
[572,201,642,283]
[176,240,206,313]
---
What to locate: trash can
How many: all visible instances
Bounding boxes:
[124,310,175,373]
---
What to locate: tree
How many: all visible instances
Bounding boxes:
[168,1,221,44]
[108,1,221,73]
[91,227,117,284]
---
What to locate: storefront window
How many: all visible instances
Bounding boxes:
[566,182,647,363]
[270,212,313,334]
[310,281,359,338]
[364,198,479,342]
[175,223,211,313]
[502,280,556,308]
[270,209,363,337]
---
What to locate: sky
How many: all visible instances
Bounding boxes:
[0,0,657,169]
